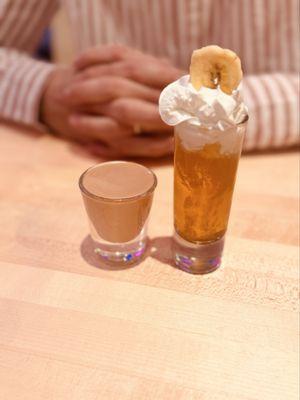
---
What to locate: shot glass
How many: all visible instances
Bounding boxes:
[173,116,248,274]
[79,161,157,265]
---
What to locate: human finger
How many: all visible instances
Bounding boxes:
[74,59,183,88]
[93,98,170,132]
[74,44,141,70]
[68,114,132,143]
[61,76,160,106]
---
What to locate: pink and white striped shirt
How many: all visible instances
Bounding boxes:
[0,0,299,150]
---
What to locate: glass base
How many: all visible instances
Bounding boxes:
[173,232,225,274]
[93,236,147,266]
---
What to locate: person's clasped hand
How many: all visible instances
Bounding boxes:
[41,44,183,157]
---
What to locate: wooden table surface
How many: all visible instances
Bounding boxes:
[0,123,299,400]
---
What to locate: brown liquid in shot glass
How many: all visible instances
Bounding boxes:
[80,161,156,243]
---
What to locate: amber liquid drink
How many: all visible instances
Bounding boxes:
[173,120,247,273]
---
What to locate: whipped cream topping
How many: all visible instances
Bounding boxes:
[159,75,247,131]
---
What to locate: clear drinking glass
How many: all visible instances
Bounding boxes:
[79,161,157,265]
[173,117,248,274]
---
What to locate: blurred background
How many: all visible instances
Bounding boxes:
[1,0,299,157]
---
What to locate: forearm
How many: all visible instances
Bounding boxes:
[242,73,299,151]
[0,0,60,127]
[0,48,56,126]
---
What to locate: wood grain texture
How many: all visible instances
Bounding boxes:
[0,122,299,400]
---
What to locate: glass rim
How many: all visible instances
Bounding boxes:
[79,160,158,203]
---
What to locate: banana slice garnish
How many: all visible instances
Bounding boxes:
[190,45,243,95]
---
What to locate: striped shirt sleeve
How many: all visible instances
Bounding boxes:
[0,0,58,126]
[242,73,299,151]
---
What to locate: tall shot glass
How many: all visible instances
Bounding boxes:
[173,116,248,274]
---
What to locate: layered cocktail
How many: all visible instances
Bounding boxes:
[159,45,248,273]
